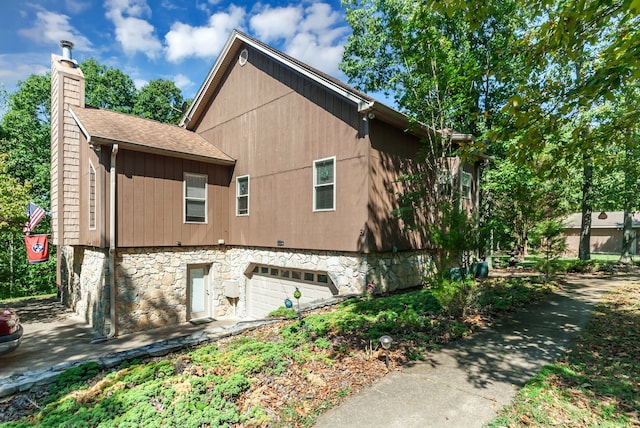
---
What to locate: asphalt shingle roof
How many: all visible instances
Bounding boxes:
[71,106,234,165]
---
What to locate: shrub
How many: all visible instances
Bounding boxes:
[431,277,478,319]
[268,306,296,319]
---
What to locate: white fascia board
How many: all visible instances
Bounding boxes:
[68,107,91,144]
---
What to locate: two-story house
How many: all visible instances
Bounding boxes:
[51,31,479,336]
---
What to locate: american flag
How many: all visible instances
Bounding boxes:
[23,202,46,234]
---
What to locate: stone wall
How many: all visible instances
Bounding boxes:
[365,250,432,294]
[60,244,433,334]
[112,246,432,334]
[58,245,108,335]
[77,248,108,333]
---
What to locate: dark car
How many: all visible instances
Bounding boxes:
[0,308,23,355]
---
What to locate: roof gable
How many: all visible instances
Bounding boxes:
[70,106,234,165]
[181,30,372,130]
[180,30,472,142]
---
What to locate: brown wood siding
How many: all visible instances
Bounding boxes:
[192,45,369,252]
[366,121,481,252]
[367,120,430,252]
[79,133,107,247]
[115,149,231,247]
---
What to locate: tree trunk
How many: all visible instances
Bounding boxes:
[578,157,593,260]
[619,211,634,264]
[619,142,635,264]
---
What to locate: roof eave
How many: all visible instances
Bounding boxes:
[89,136,236,166]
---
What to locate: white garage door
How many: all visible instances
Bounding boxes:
[247,270,335,319]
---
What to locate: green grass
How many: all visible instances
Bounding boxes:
[0,294,56,305]
[487,282,640,428]
[1,277,555,428]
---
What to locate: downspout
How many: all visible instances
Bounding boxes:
[107,143,119,339]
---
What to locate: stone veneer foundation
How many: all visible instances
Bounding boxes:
[61,245,432,335]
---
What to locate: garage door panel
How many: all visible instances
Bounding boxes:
[248,275,334,319]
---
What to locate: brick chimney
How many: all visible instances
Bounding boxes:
[51,40,85,247]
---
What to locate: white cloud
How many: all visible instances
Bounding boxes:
[133,78,148,90]
[105,0,152,18]
[18,9,92,50]
[0,53,50,99]
[247,2,349,78]
[173,73,194,90]
[105,0,162,59]
[300,3,341,34]
[287,32,345,77]
[164,5,245,63]
[249,5,302,42]
[64,0,91,14]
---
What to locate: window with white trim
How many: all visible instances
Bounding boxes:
[236,175,249,216]
[184,173,207,223]
[438,170,453,196]
[89,161,96,230]
[460,171,472,199]
[313,157,335,211]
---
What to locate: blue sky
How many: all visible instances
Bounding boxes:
[0,0,354,101]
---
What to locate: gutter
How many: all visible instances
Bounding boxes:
[107,143,118,339]
[93,143,118,343]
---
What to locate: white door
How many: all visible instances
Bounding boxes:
[188,265,210,320]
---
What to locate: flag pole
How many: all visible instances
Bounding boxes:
[9,234,14,298]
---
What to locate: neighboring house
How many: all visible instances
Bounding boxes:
[563,212,640,256]
[51,32,480,336]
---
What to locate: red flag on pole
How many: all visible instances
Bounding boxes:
[24,235,49,264]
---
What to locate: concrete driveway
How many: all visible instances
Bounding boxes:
[0,297,236,378]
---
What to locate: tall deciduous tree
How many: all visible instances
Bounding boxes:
[341,0,530,268]
[0,59,186,297]
[342,0,525,136]
[134,79,185,125]
[0,74,51,201]
[497,0,640,259]
[81,58,137,113]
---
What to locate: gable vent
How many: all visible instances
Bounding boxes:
[238,49,248,66]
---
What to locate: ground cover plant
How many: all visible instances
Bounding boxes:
[488,282,640,427]
[0,276,556,427]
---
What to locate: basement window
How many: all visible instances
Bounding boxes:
[246,264,338,294]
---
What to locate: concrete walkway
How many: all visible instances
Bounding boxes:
[0,308,239,378]
[313,272,640,428]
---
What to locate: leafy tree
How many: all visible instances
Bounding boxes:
[530,219,568,279]
[342,0,526,137]
[133,79,184,125]
[482,152,577,258]
[81,58,136,113]
[0,59,186,297]
[341,0,528,273]
[0,74,51,201]
[0,154,55,299]
[495,0,640,259]
[589,85,640,262]
[0,154,30,234]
